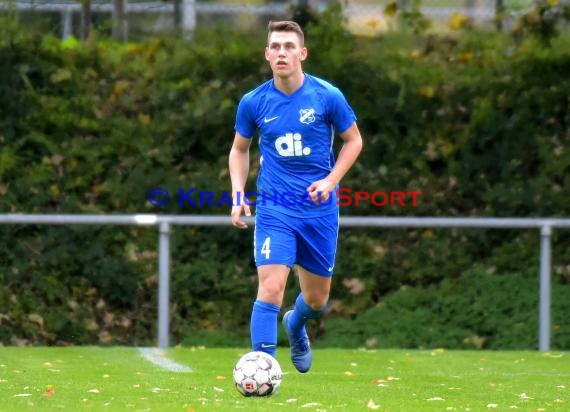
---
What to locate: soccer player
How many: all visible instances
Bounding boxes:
[229,20,363,373]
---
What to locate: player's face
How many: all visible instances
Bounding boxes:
[265,31,307,78]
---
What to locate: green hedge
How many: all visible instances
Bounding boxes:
[0,9,569,348]
[321,267,570,350]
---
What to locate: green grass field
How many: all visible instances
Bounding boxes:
[0,346,567,411]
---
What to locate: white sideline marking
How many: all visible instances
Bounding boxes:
[138,347,192,372]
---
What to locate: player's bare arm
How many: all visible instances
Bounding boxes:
[229,132,252,229]
[307,122,363,204]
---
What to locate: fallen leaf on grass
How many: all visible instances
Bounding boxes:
[518,393,533,400]
[213,387,224,392]
[427,397,444,401]
[344,371,354,376]
[215,376,226,380]
[367,399,380,409]
[301,402,320,408]
[43,386,55,397]
[14,394,32,397]
[286,398,297,403]
[487,404,498,408]
[87,388,100,393]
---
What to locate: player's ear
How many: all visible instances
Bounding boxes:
[299,47,308,61]
[265,47,271,61]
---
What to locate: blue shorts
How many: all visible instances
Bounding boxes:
[254,208,339,277]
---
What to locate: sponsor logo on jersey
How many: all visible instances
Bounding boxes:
[275,133,311,157]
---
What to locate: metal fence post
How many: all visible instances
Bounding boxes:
[182,0,196,39]
[158,221,172,349]
[112,0,129,42]
[539,225,552,352]
[62,8,73,40]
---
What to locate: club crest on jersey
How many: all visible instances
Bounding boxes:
[299,108,316,125]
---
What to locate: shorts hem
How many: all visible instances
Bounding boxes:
[255,261,294,269]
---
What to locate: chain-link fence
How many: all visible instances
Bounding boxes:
[0,0,543,40]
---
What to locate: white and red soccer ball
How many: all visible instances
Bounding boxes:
[233,351,282,397]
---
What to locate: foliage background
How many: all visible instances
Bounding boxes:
[0,4,569,349]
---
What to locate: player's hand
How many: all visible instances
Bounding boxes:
[231,203,251,229]
[307,179,336,205]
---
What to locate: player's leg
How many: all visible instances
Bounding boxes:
[284,269,332,338]
[251,210,296,357]
[282,212,338,372]
[251,264,289,357]
[289,211,338,332]
[282,268,331,372]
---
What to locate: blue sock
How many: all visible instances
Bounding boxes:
[288,293,327,340]
[250,300,280,357]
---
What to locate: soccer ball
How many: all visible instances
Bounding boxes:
[233,351,282,397]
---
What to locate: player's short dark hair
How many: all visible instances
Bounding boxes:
[267,21,304,46]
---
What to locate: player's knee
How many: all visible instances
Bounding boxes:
[258,283,286,304]
[304,295,328,312]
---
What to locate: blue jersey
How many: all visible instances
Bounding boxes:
[235,73,356,217]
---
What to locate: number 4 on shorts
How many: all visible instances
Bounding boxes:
[261,237,271,259]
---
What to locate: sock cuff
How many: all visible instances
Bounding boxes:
[295,293,327,319]
[254,299,281,313]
